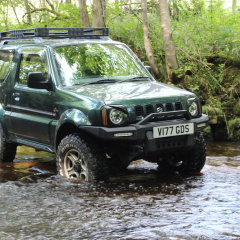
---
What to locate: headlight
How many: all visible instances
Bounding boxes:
[110,109,124,125]
[188,101,198,117]
[101,105,129,127]
[187,98,201,117]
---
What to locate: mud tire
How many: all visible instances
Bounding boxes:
[158,132,206,173]
[0,124,17,163]
[56,134,109,182]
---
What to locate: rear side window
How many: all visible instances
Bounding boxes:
[0,50,14,83]
[18,47,48,86]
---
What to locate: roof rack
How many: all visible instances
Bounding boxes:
[0,27,109,43]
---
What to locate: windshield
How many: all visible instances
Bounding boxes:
[53,43,152,86]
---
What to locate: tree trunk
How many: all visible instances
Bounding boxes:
[24,0,32,25]
[4,4,9,30]
[41,0,49,22]
[40,0,46,8]
[9,0,22,27]
[159,0,178,82]
[92,0,106,27]
[141,0,161,79]
[78,0,90,27]
[232,0,237,13]
[172,0,178,20]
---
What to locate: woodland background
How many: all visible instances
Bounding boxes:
[0,0,240,140]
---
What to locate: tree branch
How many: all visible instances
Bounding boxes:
[46,0,55,11]
[9,0,22,27]
[23,7,67,20]
[178,48,211,69]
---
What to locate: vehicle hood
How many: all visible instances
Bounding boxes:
[62,81,196,108]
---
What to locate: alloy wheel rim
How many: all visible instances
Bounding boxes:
[63,149,87,180]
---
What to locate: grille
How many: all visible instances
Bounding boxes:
[135,106,144,116]
[134,102,182,118]
[165,103,173,111]
[175,102,182,110]
[146,105,154,115]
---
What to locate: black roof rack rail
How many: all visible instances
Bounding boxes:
[0,27,109,41]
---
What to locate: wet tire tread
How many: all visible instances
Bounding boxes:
[0,125,17,163]
[159,132,206,173]
[56,134,109,181]
[185,131,206,172]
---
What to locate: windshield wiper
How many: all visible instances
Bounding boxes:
[80,79,118,86]
[79,76,150,86]
[128,76,150,80]
[118,76,151,83]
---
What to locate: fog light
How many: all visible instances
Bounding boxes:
[197,123,206,128]
[114,132,133,137]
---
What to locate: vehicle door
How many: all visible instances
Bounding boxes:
[10,46,54,144]
[0,49,16,131]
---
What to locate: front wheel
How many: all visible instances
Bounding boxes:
[56,134,109,182]
[0,124,17,163]
[158,132,206,173]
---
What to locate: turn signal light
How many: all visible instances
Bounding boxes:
[102,109,108,126]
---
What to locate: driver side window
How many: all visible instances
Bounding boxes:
[19,47,48,86]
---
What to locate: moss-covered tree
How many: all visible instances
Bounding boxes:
[159,0,178,82]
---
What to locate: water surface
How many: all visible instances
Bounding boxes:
[0,142,239,240]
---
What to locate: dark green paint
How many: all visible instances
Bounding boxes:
[0,37,207,153]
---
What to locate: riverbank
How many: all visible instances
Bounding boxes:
[178,56,240,141]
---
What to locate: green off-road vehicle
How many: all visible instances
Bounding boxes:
[0,28,209,181]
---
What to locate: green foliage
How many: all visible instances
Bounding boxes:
[1,0,239,139]
[228,118,240,140]
[107,10,144,58]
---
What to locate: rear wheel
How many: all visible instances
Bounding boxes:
[56,134,109,181]
[158,132,206,173]
[0,124,17,163]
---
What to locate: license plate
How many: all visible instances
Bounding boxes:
[153,123,194,138]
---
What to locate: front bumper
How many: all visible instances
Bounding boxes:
[81,111,208,140]
[80,111,209,156]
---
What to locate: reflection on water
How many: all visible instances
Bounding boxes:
[0,143,239,240]
[0,147,56,183]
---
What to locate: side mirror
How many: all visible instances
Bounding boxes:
[27,72,51,90]
[145,66,151,73]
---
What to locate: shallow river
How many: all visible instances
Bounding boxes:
[0,142,240,240]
